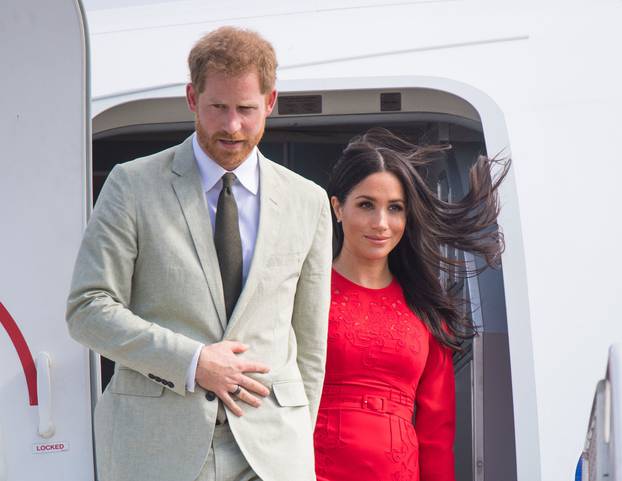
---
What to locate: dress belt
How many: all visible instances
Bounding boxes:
[320,385,414,423]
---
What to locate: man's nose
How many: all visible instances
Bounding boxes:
[223,109,242,134]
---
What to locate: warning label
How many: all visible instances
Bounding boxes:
[32,442,69,454]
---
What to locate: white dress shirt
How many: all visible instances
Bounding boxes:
[186,133,261,391]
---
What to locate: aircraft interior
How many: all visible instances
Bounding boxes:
[92,91,517,481]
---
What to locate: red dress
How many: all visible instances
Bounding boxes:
[314,269,456,481]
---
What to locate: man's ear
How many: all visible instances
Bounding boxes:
[265,89,278,116]
[186,83,198,113]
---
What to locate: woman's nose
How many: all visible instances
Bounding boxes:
[371,209,389,231]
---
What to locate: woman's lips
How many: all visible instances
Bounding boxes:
[365,235,391,245]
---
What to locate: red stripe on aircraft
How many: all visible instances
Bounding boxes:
[0,303,38,405]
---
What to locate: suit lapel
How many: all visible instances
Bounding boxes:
[171,137,227,331]
[226,153,281,332]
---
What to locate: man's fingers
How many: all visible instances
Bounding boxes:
[238,376,270,397]
[219,386,262,415]
[226,341,248,354]
[236,387,262,408]
[238,361,270,374]
[220,393,244,417]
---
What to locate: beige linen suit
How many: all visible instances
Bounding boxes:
[66,136,332,481]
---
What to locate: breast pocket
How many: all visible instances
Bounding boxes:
[264,252,303,297]
[266,252,302,269]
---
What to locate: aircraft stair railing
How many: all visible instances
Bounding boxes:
[576,344,622,480]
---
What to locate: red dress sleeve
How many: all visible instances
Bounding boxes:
[414,333,456,481]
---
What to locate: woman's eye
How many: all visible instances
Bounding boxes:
[357,201,373,209]
[389,204,404,212]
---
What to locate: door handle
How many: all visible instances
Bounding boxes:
[36,352,55,438]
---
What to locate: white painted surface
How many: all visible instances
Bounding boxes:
[0,427,6,481]
[0,0,94,480]
[609,345,622,480]
[0,0,620,479]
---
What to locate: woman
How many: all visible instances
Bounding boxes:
[313,128,507,481]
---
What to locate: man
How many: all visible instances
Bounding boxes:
[66,27,331,481]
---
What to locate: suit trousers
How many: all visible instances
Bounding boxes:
[194,423,260,481]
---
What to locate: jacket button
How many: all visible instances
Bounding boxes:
[205,391,216,401]
[154,376,162,383]
[148,373,155,379]
[167,381,175,388]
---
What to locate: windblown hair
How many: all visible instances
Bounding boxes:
[188,26,277,94]
[328,128,510,350]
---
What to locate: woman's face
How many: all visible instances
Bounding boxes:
[332,171,407,262]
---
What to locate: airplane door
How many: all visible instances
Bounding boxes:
[0,1,94,480]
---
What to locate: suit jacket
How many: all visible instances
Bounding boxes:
[66,135,332,481]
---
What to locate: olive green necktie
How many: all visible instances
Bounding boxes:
[214,173,243,321]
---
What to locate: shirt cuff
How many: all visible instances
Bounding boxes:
[186,344,204,392]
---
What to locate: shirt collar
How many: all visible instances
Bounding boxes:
[192,133,259,195]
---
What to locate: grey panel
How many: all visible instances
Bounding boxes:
[478,265,509,333]
[455,358,475,481]
[482,333,518,481]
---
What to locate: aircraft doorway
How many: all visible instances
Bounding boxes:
[92,95,517,481]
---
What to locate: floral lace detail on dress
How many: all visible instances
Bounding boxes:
[329,286,422,368]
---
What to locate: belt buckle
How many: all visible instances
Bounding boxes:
[362,395,385,413]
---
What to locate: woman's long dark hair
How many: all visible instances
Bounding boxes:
[328,127,510,350]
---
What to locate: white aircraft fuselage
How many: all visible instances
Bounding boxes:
[1,1,621,480]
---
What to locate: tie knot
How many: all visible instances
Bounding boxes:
[222,172,236,188]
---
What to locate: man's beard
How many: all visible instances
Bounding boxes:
[195,117,264,169]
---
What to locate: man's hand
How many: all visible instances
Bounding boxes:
[195,341,270,416]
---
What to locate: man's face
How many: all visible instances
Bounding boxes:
[186,70,277,170]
